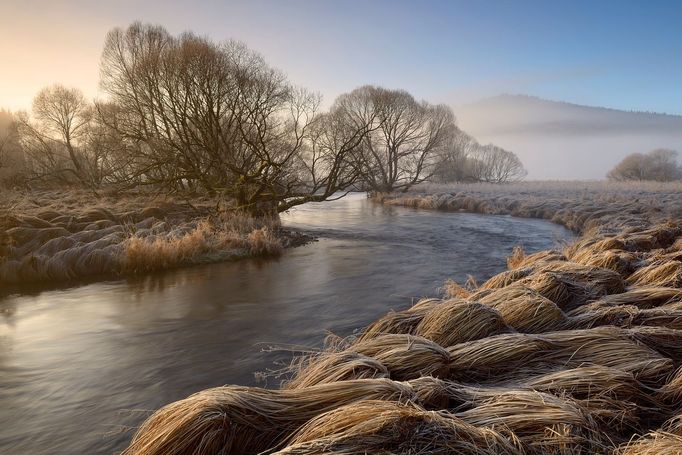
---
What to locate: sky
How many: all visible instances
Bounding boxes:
[1,0,682,114]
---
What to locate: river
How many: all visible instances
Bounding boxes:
[0,193,572,454]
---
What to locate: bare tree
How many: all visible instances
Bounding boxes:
[469,144,527,183]
[0,110,24,185]
[0,111,15,171]
[335,85,456,193]
[433,129,480,183]
[608,149,681,181]
[433,131,527,184]
[17,85,99,186]
[646,148,680,181]
[99,23,375,213]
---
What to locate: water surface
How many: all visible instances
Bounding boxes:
[0,194,572,454]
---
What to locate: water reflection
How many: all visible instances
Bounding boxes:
[0,194,572,454]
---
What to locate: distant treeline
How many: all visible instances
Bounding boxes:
[0,23,527,213]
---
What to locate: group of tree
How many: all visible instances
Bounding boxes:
[607,148,681,182]
[2,23,527,214]
[432,130,527,183]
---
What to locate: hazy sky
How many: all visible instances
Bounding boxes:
[2,0,682,113]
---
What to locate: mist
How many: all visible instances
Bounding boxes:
[455,94,682,180]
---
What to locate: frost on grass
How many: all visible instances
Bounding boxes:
[0,189,282,285]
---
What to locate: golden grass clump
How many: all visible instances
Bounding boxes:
[619,415,682,455]
[246,227,282,256]
[275,400,520,455]
[414,299,508,347]
[571,249,640,276]
[440,278,472,298]
[407,371,647,439]
[456,390,610,453]
[571,287,682,312]
[627,259,682,288]
[356,306,431,342]
[518,262,626,310]
[518,271,571,307]
[524,365,646,404]
[506,245,526,269]
[447,327,673,384]
[658,367,682,406]
[350,334,451,380]
[476,285,567,333]
[567,304,682,332]
[122,217,282,274]
[544,327,675,384]
[122,221,212,273]
[284,351,389,389]
[122,378,420,455]
[447,332,560,380]
[626,326,682,364]
[508,247,567,270]
[480,266,533,289]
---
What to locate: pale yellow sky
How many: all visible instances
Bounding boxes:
[0,2,109,110]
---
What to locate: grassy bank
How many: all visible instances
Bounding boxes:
[0,189,287,287]
[376,181,682,233]
[120,182,682,454]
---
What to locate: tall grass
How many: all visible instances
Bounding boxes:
[122,216,281,273]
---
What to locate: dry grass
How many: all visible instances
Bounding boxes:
[620,415,682,454]
[122,182,682,454]
[0,189,283,285]
[456,390,611,453]
[356,305,433,342]
[376,180,682,233]
[122,217,282,274]
[284,351,389,389]
[276,400,520,455]
[350,334,451,380]
[627,260,682,288]
[122,379,421,455]
[413,299,508,346]
[475,285,567,333]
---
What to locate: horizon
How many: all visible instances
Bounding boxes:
[2,0,682,114]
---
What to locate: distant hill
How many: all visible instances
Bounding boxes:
[455,95,682,180]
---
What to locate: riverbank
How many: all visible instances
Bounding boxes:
[0,194,567,454]
[0,188,304,287]
[376,180,682,233]
[122,181,682,454]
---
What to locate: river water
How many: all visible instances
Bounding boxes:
[0,193,572,454]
